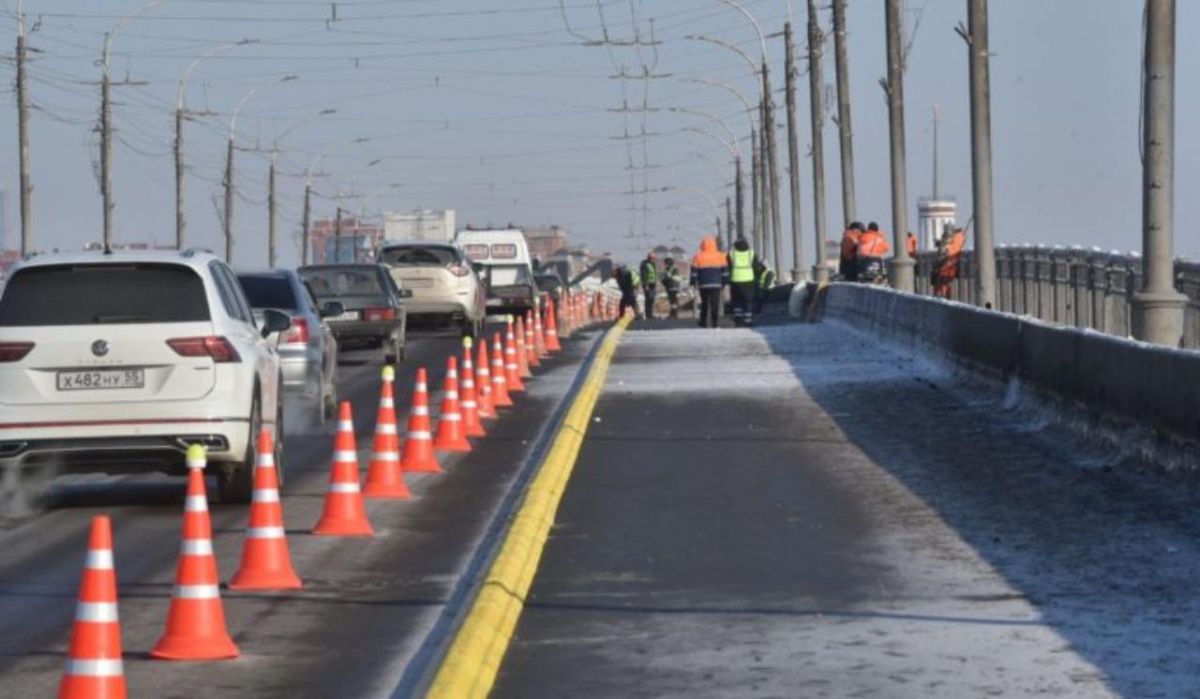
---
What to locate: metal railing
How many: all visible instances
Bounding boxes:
[912,246,1200,349]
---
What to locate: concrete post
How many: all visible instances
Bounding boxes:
[1131,0,1186,346]
[16,11,32,255]
[885,0,915,291]
[302,182,312,266]
[802,11,829,284]
[751,129,762,252]
[831,0,856,226]
[268,155,277,268]
[966,0,997,309]
[223,136,235,262]
[784,21,809,282]
[764,63,784,279]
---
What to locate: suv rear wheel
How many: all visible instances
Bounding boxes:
[217,392,259,504]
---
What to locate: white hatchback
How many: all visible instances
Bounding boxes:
[0,249,286,503]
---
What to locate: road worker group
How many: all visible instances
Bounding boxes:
[612,235,776,327]
[839,221,967,298]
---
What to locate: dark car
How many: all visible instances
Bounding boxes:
[298,263,409,363]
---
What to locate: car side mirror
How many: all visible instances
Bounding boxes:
[319,301,345,318]
[398,288,413,299]
[261,308,291,338]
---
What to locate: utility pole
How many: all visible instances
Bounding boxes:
[734,158,745,243]
[1132,0,1186,345]
[831,0,856,226]
[267,154,277,268]
[751,129,761,251]
[725,195,734,250]
[764,65,783,278]
[16,2,32,255]
[100,45,114,249]
[803,10,829,283]
[759,99,771,259]
[784,21,807,283]
[174,107,185,250]
[222,136,235,262]
[302,183,312,265]
[963,0,997,308]
[884,0,914,291]
[334,206,343,263]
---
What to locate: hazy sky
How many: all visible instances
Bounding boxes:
[0,0,1196,268]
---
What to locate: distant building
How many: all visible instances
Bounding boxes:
[382,209,456,242]
[311,217,384,263]
[523,225,568,262]
[917,198,957,251]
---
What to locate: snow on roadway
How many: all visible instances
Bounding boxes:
[596,322,1200,697]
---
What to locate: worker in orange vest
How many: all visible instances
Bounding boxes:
[856,222,891,283]
[838,222,864,281]
[690,236,730,328]
[932,226,966,298]
[906,231,917,258]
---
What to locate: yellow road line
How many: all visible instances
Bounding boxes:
[427,317,631,699]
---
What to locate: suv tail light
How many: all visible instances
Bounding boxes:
[167,336,241,363]
[0,342,34,362]
[281,317,310,345]
[448,263,470,277]
[364,307,396,322]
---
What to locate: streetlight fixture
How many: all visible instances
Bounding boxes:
[176,39,257,250]
[303,136,370,265]
[223,74,298,263]
[100,0,165,249]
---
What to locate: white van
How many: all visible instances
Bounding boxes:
[455,229,537,316]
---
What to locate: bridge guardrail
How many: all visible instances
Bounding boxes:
[911,247,1200,349]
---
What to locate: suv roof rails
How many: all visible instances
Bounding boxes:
[181,247,215,258]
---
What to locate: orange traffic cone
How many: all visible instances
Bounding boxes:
[401,368,441,473]
[151,446,239,660]
[533,305,548,358]
[516,316,533,379]
[229,429,302,590]
[544,298,562,352]
[475,340,497,419]
[490,334,514,407]
[460,340,487,437]
[523,312,541,368]
[363,366,410,500]
[312,403,375,536]
[505,317,526,392]
[433,357,472,452]
[59,515,126,699]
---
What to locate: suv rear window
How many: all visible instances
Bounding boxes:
[380,246,458,267]
[0,263,210,326]
[300,267,385,299]
[238,275,298,310]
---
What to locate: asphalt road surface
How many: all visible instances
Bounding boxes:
[493,318,1200,698]
[0,324,601,698]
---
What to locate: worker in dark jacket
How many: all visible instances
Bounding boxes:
[690,236,729,328]
[839,222,864,281]
[661,257,683,318]
[639,253,659,320]
[613,265,639,319]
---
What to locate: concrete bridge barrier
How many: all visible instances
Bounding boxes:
[809,283,1200,464]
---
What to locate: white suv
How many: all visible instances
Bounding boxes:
[0,249,285,503]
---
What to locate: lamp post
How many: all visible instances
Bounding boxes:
[176,40,256,250]
[223,75,297,263]
[100,0,165,249]
[304,137,370,265]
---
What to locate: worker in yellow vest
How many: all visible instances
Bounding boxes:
[726,237,761,327]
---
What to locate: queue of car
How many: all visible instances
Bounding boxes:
[0,229,547,505]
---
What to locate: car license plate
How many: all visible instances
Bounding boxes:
[57,368,145,391]
[333,310,361,321]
